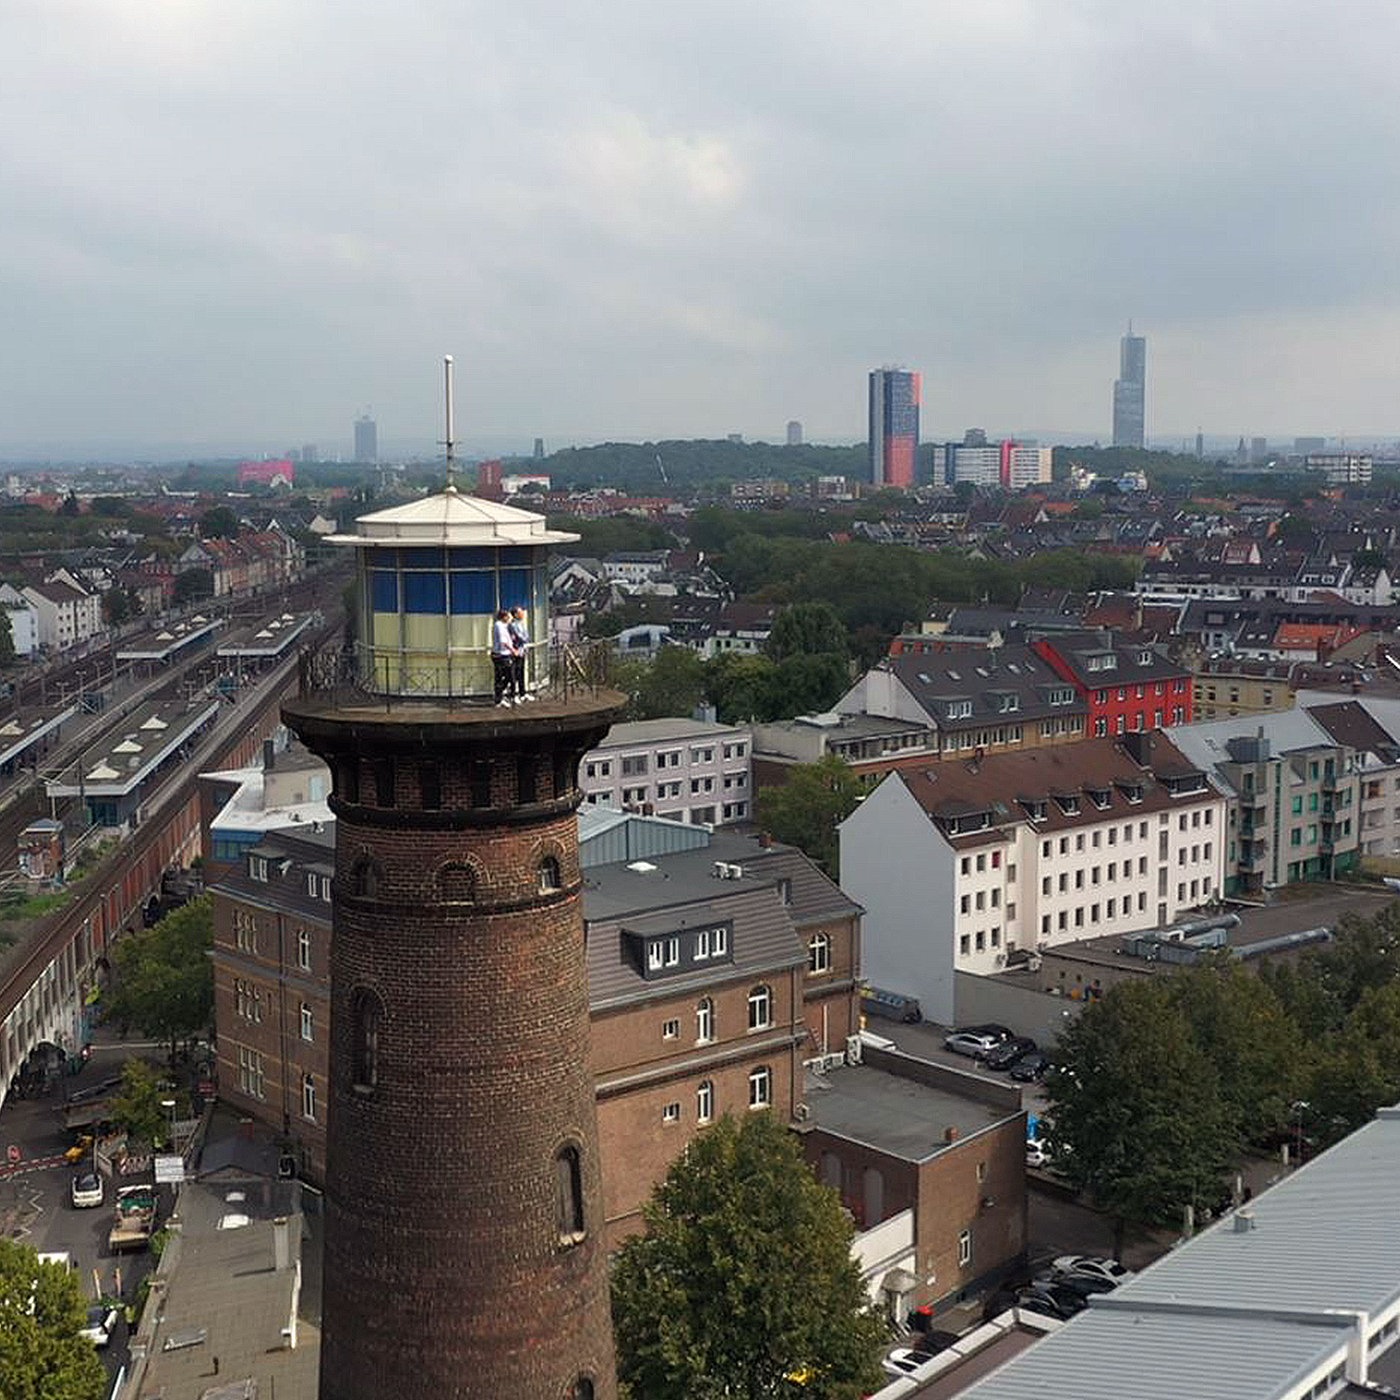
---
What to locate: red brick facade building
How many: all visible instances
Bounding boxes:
[1032,631,1194,737]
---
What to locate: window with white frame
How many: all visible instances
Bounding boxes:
[808,932,831,974]
[295,926,312,971]
[301,1072,316,1121]
[233,908,258,953]
[662,1102,681,1124]
[748,1065,772,1109]
[238,1046,266,1100]
[300,1002,313,1042]
[748,985,772,1030]
[958,1229,972,1266]
[697,1079,714,1123]
[696,997,714,1043]
[662,1018,679,1040]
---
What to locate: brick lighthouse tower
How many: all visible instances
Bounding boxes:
[283,482,623,1400]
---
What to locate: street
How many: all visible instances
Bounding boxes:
[0,1039,166,1383]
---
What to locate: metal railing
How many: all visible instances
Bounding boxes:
[295,636,618,710]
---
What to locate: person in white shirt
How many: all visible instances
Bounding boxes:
[491,609,516,706]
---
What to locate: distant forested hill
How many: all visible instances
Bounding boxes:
[538,440,868,492]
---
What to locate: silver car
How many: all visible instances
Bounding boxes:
[943,1031,1001,1059]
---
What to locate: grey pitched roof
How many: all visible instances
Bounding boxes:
[885,645,1088,728]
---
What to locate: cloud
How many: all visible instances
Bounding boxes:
[2,0,1400,455]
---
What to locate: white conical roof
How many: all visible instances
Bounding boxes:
[328,485,580,548]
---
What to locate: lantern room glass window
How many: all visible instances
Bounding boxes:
[360,544,549,697]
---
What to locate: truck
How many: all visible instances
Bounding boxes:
[108,1184,156,1253]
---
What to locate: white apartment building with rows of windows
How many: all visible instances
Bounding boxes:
[579,716,753,827]
[840,732,1226,1024]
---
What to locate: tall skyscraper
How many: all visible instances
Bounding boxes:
[1111,326,1146,449]
[284,488,623,1399]
[786,419,803,446]
[353,413,378,464]
[868,367,921,488]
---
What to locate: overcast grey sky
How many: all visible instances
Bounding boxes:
[4,1,1399,459]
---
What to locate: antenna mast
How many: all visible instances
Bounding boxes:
[443,354,456,490]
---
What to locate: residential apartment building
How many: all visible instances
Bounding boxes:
[934,441,1052,490]
[1193,659,1296,720]
[210,817,863,1250]
[751,712,938,792]
[0,587,39,657]
[580,716,753,826]
[838,646,1088,764]
[1168,711,1360,894]
[869,367,921,489]
[21,577,103,652]
[1301,695,1400,862]
[840,733,1225,1024]
[1031,631,1194,735]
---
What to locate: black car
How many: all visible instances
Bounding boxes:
[1017,1284,1087,1319]
[955,1022,1011,1044]
[984,1036,1037,1071]
[1034,1270,1116,1298]
[1009,1051,1051,1082]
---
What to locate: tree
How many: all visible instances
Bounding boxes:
[772,652,849,718]
[0,1239,107,1400]
[59,491,81,518]
[107,896,214,1061]
[0,608,15,668]
[756,756,863,877]
[108,1056,170,1147]
[766,602,849,662]
[707,653,780,723]
[624,644,707,721]
[102,587,132,626]
[198,505,239,539]
[1045,979,1236,1239]
[172,567,214,604]
[1165,958,1307,1145]
[611,1111,886,1400]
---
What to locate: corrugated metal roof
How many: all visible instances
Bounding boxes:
[960,1307,1350,1400]
[958,1106,1400,1400]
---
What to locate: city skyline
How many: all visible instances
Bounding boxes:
[5,5,1400,457]
[1112,325,1147,450]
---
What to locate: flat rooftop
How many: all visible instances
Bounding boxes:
[593,715,749,746]
[1033,886,1398,973]
[805,1063,1018,1163]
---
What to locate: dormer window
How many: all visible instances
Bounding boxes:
[250,854,269,882]
[1048,687,1074,706]
[1137,649,1154,665]
[1055,793,1080,816]
[1119,781,1145,804]
[1022,798,1048,822]
[1086,786,1112,810]
[945,698,973,720]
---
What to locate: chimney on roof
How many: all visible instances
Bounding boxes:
[944,1126,960,1143]
[1233,1209,1256,1234]
[263,738,275,772]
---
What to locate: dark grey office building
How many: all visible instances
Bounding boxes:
[1111,327,1146,449]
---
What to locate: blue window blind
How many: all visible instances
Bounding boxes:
[370,571,398,612]
[449,571,497,614]
[499,568,532,609]
[402,573,446,614]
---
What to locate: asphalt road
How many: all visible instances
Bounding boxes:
[0,1041,165,1382]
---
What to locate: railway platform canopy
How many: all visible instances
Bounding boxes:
[115,615,222,665]
[43,699,220,827]
[0,703,78,776]
[215,610,316,662]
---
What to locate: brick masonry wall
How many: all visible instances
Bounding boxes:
[283,702,620,1400]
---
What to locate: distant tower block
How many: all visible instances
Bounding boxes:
[284,486,623,1400]
[353,413,378,464]
[533,436,545,459]
[786,419,803,447]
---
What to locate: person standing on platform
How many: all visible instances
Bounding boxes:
[491,609,516,706]
[508,606,532,701]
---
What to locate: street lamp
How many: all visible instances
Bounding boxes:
[160,1098,176,1149]
[1290,1100,1309,1167]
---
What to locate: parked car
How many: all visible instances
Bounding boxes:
[1051,1255,1135,1286]
[1025,1139,1050,1169]
[862,987,923,1024]
[79,1303,119,1348]
[1009,1051,1052,1082]
[1021,1282,1088,1317]
[1037,1271,1117,1298]
[955,1022,1011,1043]
[70,1172,103,1209]
[882,1347,938,1378]
[985,1036,1037,1070]
[944,1031,1001,1059]
[1012,1289,1071,1321]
